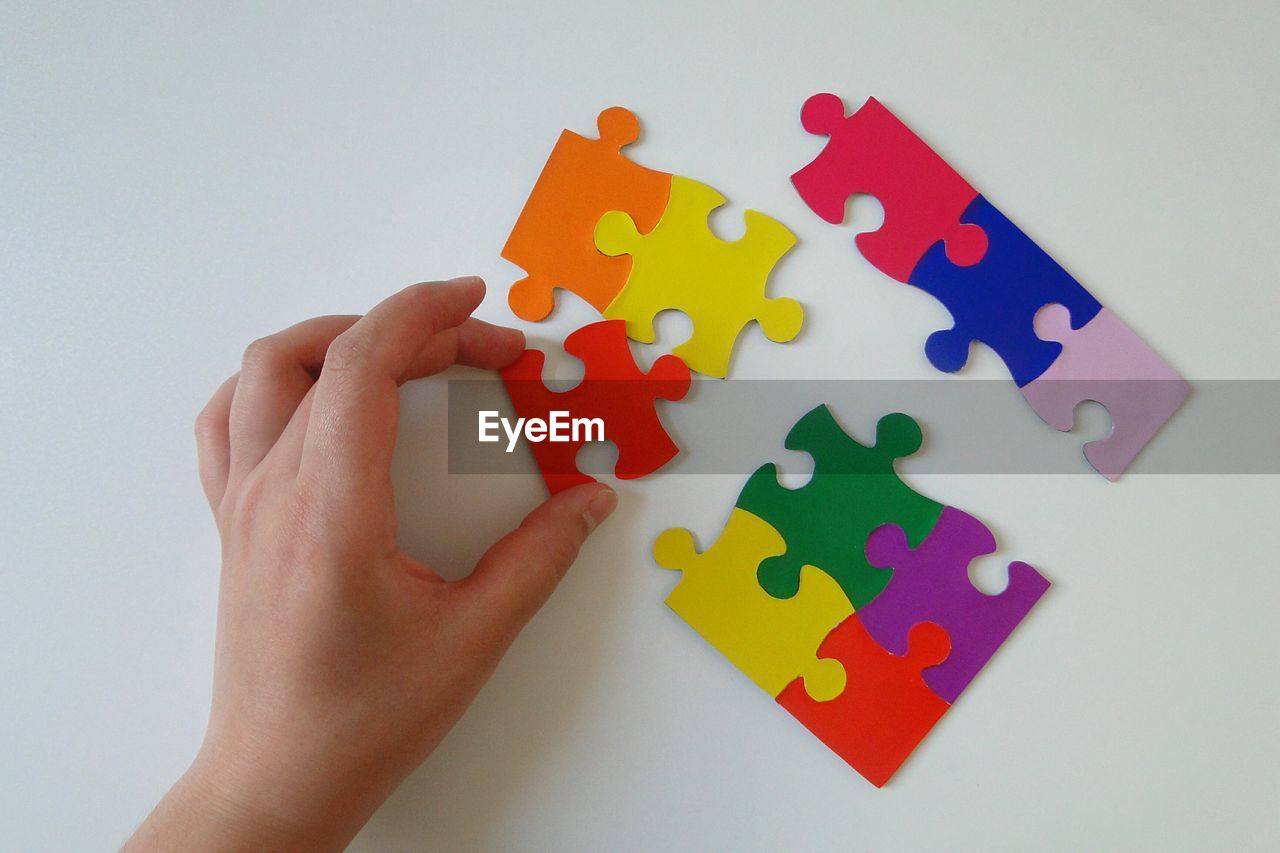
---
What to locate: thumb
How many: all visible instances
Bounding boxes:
[462,483,617,644]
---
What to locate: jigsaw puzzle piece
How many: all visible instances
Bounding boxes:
[776,615,951,787]
[500,320,690,494]
[1020,305,1191,479]
[908,195,1104,386]
[791,94,988,282]
[502,107,673,321]
[655,508,852,699]
[859,507,1050,704]
[736,405,944,608]
[596,176,802,378]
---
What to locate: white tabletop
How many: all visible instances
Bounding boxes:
[2,2,1277,850]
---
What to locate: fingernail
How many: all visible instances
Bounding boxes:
[447,275,484,288]
[585,487,618,531]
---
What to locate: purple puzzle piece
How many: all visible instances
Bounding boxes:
[860,506,1050,704]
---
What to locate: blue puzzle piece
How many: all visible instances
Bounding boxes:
[907,196,1102,386]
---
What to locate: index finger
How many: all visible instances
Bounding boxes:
[300,277,520,500]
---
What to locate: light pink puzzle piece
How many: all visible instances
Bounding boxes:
[1021,305,1190,480]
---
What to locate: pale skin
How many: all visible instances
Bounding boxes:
[125,277,617,852]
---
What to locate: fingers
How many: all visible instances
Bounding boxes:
[270,317,522,477]
[226,315,360,486]
[194,373,239,510]
[300,278,523,499]
[419,315,528,374]
[460,484,618,645]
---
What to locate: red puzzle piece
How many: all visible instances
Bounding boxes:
[776,614,951,787]
[791,94,988,282]
[501,320,691,494]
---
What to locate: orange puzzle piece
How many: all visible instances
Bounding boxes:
[776,615,951,787]
[502,107,672,321]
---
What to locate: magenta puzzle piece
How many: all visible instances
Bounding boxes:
[791,94,988,283]
[860,506,1050,704]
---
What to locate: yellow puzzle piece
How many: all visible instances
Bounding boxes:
[654,508,851,700]
[595,176,803,378]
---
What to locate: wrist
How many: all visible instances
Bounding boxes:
[126,741,363,853]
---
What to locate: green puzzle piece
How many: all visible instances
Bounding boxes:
[736,405,944,609]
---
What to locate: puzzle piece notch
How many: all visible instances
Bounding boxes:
[736,405,944,608]
[1020,305,1191,479]
[860,507,1050,704]
[777,615,951,787]
[500,320,690,494]
[654,509,851,700]
[792,93,988,282]
[503,107,673,321]
[596,176,803,378]
[908,195,1104,386]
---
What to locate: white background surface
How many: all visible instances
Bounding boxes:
[3,2,1278,850]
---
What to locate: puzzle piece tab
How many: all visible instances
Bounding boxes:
[908,195,1103,386]
[501,320,690,494]
[777,615,951,787]
[502,107,672,321]
[791,94,988,282]
[1020,306,1191,479]
[655,508,851,699]
[596,176,802,378]
[735,405,943,608]
[860,507,1050,704]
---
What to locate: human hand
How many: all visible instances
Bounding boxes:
[125,278,617,852]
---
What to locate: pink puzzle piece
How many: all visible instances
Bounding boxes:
[791,94,988,282]
[1020,306,1191,480]
[860,507,1050,704]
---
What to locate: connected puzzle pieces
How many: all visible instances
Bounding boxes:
[503,108,803,378]
[499,105,1076,785]
[792,94,1188,477]
[500,320,690,494]
[656,405,1050,786]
